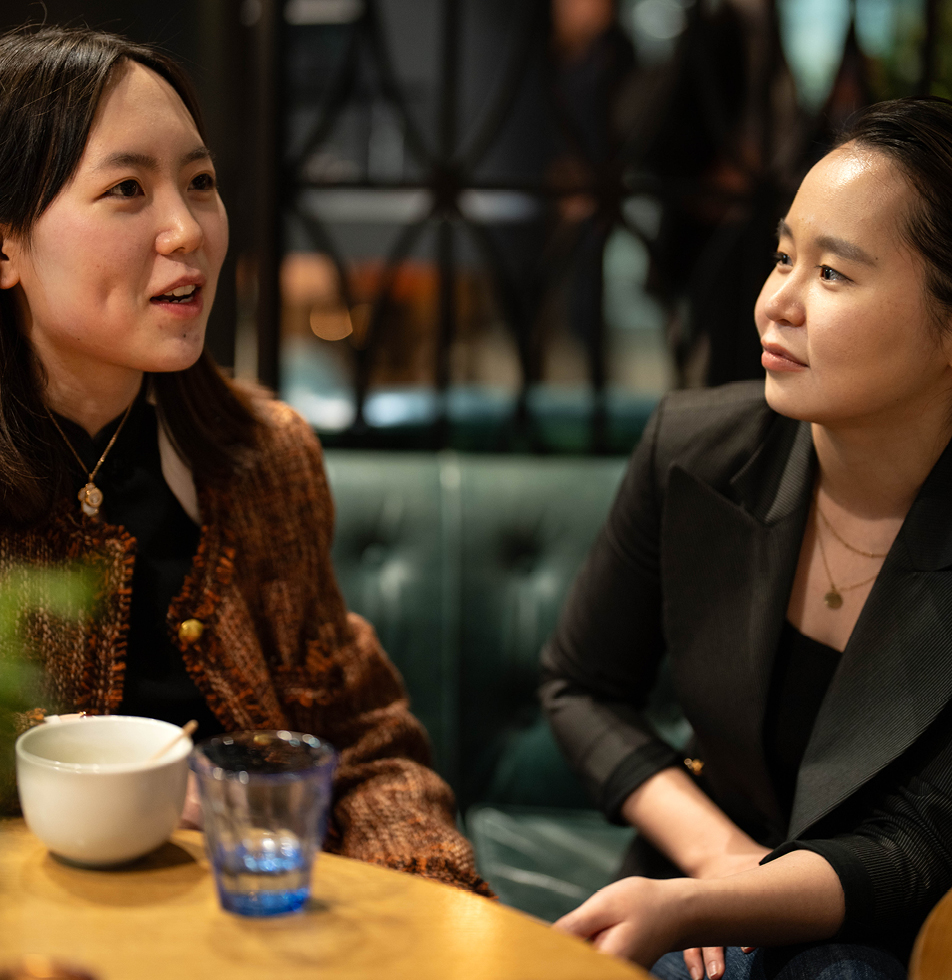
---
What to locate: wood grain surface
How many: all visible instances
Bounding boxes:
[910,887,952,980]
[0,819,646,980]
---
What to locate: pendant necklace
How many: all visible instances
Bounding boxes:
[47,401,134,518]
[814,501,887,610]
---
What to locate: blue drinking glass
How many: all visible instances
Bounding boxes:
[189,731,337,917]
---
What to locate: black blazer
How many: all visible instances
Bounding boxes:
[541,381,952,959]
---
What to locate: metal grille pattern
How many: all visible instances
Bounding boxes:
[257,0,943,453]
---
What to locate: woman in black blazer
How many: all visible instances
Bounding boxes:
[543,98,952,979]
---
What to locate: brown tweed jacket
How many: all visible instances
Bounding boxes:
[1,399,488,895]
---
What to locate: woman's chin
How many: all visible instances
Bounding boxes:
[763,376,816,423]
[144,336,206,374]
[150,356,203,375]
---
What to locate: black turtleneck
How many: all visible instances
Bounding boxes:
[52,393,224,740]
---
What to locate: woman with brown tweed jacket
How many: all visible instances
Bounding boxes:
[0,25,487,896]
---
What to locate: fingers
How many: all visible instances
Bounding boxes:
[591,923,640,959]
[682,946,725,979]
[554,879,647,939]
[683,947,705,980]
[703,947,725,979]
[553,890,615,939]
[554,877,673,966]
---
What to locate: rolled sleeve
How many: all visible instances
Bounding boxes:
[763,838,876,944]
[602,746,681,824]
[762,716,952,958]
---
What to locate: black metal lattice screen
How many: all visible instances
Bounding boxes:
[246,0,943,454]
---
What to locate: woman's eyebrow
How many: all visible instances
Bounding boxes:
[776,218,875,266]
[93,145,212,173]
[814,234,876,266]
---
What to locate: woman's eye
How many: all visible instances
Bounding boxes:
[190,172,216,192]
[107,179,142,199]
[772,251,791,267]
[819,265,847,283]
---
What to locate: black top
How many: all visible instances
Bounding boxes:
[764,621,842,816]
[53,395,224,740]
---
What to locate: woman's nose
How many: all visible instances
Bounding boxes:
[761,277,805,328]
[155,195,204,255]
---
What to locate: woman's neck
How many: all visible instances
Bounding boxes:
[43,367,143,438]
[26,308,145,436]
[812,412,952,520]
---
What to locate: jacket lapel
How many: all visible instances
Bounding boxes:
[790,441,952,837]
[665,411,952,841]
[663,417,815,836]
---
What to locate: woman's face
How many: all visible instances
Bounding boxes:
[754,144,952,430]
[0,61,227,381]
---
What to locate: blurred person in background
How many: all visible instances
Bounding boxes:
[550,0,636,393]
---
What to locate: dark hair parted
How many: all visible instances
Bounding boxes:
[836,96,952,331]
[0,25,258,525]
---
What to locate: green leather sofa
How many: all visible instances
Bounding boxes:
[323,450,688,920]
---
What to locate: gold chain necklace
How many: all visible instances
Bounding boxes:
[815,506,883,610]
[46,402,134,519]
[815,503,888,559]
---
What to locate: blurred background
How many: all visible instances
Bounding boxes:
[4,0,949,456]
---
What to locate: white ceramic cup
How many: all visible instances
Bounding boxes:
[15,715,192,867]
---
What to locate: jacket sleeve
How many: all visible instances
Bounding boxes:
[287,610,491,895]
[764,705,952,958]
[263,411,490,896]
[540,402,680,823]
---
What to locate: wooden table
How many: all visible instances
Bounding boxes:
[0,819,646,980]
[910,886,952,980]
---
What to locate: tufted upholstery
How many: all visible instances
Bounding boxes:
[456,456,636,811]
[323,451,629,808]
[324,450,696,918]
[321,453,454,777]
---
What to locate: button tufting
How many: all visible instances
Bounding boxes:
[178,619,204,643]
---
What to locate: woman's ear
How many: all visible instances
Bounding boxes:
[0,228,22,290]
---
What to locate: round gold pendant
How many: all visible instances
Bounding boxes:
[78,482,103,517]
[824,588,843,610]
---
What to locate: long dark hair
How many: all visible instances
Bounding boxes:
[837,97,952,332]
[0,25,258,525]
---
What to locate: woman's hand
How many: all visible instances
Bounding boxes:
[553,873,758,975]
[554,851,843,971]
[618,768,774,976]
[682,844,772,979]
[553,876,691,967]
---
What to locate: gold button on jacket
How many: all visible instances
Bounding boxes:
[178,618,204,643]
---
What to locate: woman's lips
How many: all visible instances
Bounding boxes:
[150,285,204,319]
[761,343,806,372]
